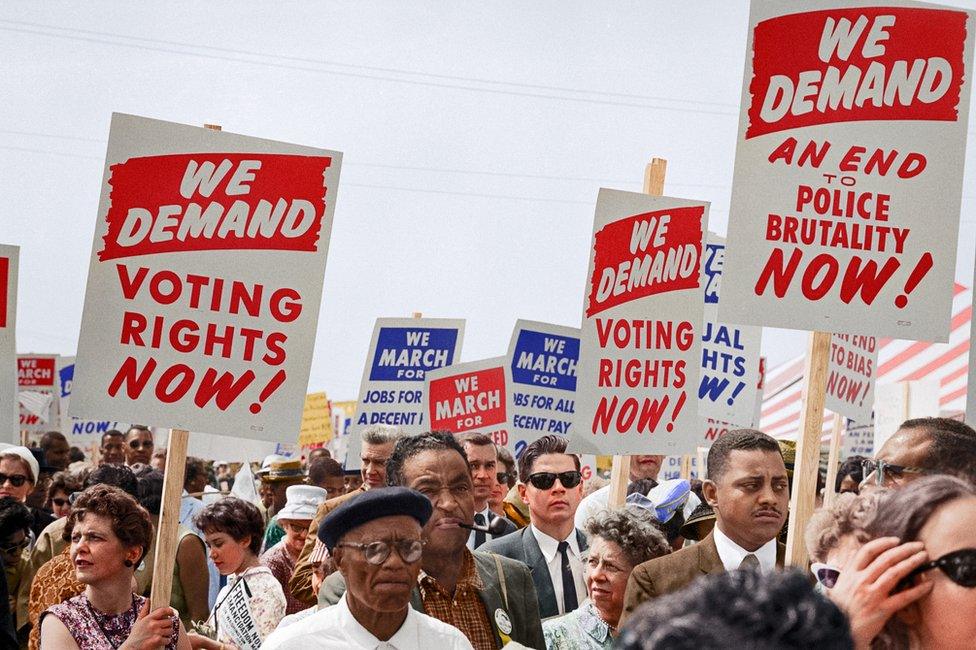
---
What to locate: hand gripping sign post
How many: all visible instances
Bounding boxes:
[425,357,513,446]
[70,114,342,610]
[571,182,709,509]
[721,1,974,567]
[506,319,580,456]
[0,245,16,441]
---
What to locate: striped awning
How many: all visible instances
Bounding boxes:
[760,283,971,440]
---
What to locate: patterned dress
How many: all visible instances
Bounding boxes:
[542,599,613,650]
[42,593,180,649]
[260,541,304,615]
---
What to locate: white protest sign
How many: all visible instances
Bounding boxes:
[825,334,878,423]
[660,454,700,481]
[215,576,262,650]
[58,357,130,439]
[506,319,580,458]
[425,356,513,447]
[967,261,976,425]
[0,246,16,441]
[873,378,939,450]
[843,422,874,457]
[572,189,708,456]
[699,234,763,425]
[580,454,598,482]
[18,354,60,432]
[720,0,974,342]
[71,114,341,440]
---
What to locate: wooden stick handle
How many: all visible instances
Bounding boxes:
[823,412,844,509]
[149,428,189,611]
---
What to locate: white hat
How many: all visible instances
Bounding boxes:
[276,485,326,521]
[0,444,39,483]
[256,454,289,476]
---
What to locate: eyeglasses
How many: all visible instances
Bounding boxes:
[0,473,30,488]
[810,562,841,589]
[0,539,29,556]
[51,498,69,508]
[129,440,153,449]
[335,539,425,565]
[861,459,930,487]
[496,472,514,484]
[526,471,582,490]
[903,548,976,588]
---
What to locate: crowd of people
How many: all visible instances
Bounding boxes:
[0,417,974,648]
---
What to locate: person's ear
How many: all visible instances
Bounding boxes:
[124,545,142,568]
[895,595,923,626]
[517,482,527,503]
[702,479,719,508]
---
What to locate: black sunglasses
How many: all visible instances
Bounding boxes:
[496,472,514,484]
[0,473,30,487]
[903,548,976,588]
[129,440,153,449]
[51,497,69,508]
[526,471,582,490]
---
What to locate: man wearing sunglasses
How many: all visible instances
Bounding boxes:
[481,434,588,619]
[621,429,788,625]
[457,433,516,549]
[263,486,474,649]
[123,425,154,467]
[862,417,976,492]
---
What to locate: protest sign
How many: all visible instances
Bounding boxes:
[506,319,580,456]
[968,260,976,425]
[572,188,708,456]
[58,357,129,439]
[699,234,763,424]
[215,575,263,650]
[18,354,60,432]
[0,246,16,441]
[843,422,874,457]
[580,454,598,482]
[71,113,341,440]
[874,378,939,450]
[425,356,513,447]
[720,0,974,342]
[298,392,333,448]
[660,454,700,481]
[825,333,878,423]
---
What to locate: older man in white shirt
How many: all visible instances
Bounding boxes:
[262,486,472,650]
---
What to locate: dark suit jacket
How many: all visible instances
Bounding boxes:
[620,531,786,626]
[319,550,546,650]
[479,526,588,620]
[471,511,517,548]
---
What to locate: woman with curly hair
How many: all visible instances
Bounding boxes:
[46,471,81,520]
[38,484,189,649]
[543,507,671,649]
[188,497,285,649]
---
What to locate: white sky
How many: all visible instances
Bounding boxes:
[3,1,976,402]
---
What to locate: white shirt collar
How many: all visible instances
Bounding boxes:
[712,524,777,573]
[530,525,580,563]
[338,594,416,649]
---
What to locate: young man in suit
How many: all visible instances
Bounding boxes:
[620,429,789,625]
[457,433,517,549]
[318,432,545,650]
[480,435,588,619]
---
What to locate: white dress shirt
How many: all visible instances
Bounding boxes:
[531,525,587,615]
[261,594,474,650]
[712,524,777,574]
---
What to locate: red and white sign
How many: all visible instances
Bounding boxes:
[825,333,878,424]
[425,357,513,447]
[18,354,60,431]
[71,114,342,440]
[720,1,974,342]
[571,189,708,456]
[0,246,17,441]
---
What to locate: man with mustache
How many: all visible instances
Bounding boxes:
[318,432,545,650]
[620,429,788,625]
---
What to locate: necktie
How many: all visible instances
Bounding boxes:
[739,553,760,570]
[474,513,486,548]
[558,541,579,612]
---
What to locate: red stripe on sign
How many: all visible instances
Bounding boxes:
[941,385,967,406]
[940,364,968,386]
[97,153,334,261]
[0,257,7,328]
[899,340,969,383]
[746,7,967,138]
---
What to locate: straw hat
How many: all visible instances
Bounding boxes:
[679,502,716,541]
[259,458,305,482]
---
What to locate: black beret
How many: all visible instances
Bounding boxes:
[318,486,433,551]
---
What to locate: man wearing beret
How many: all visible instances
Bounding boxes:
[263,486,473,649]
[319,432,546,650]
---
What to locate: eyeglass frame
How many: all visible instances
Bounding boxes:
[810,562,841,589]
[0,473,31,488]
[525,470,583,490]
[0,538,30,556]
[860,459,930,487]
[902,548,976,588]
[334,538,426,565]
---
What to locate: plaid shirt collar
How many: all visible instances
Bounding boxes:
[419,546,484,595]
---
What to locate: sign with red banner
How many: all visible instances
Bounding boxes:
[425,357,513,448]
[71,114,342,440]
[572,189,709,456]
[18,354,60,432]
[720,1,974,342]
[0,246,17,440]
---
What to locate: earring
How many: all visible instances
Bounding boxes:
[123,560,133,567]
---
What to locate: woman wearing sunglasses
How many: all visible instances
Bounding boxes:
[830,476,976,649]
[804,492,879,593]
[46,472,81,520]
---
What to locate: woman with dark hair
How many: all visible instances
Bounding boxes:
[188,497,285,649]
[46,471,81,520]
[830,475,976,649]
[836,455,865,495]
[38,484,189,649]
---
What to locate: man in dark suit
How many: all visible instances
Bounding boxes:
[621,429,789,626]
[319,431,545,649]
[458,433,517,549]
[480,435,588,620]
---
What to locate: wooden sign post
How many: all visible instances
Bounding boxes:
[607,157,667,508]
[822,412,844,510]
[784,331,831,567]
